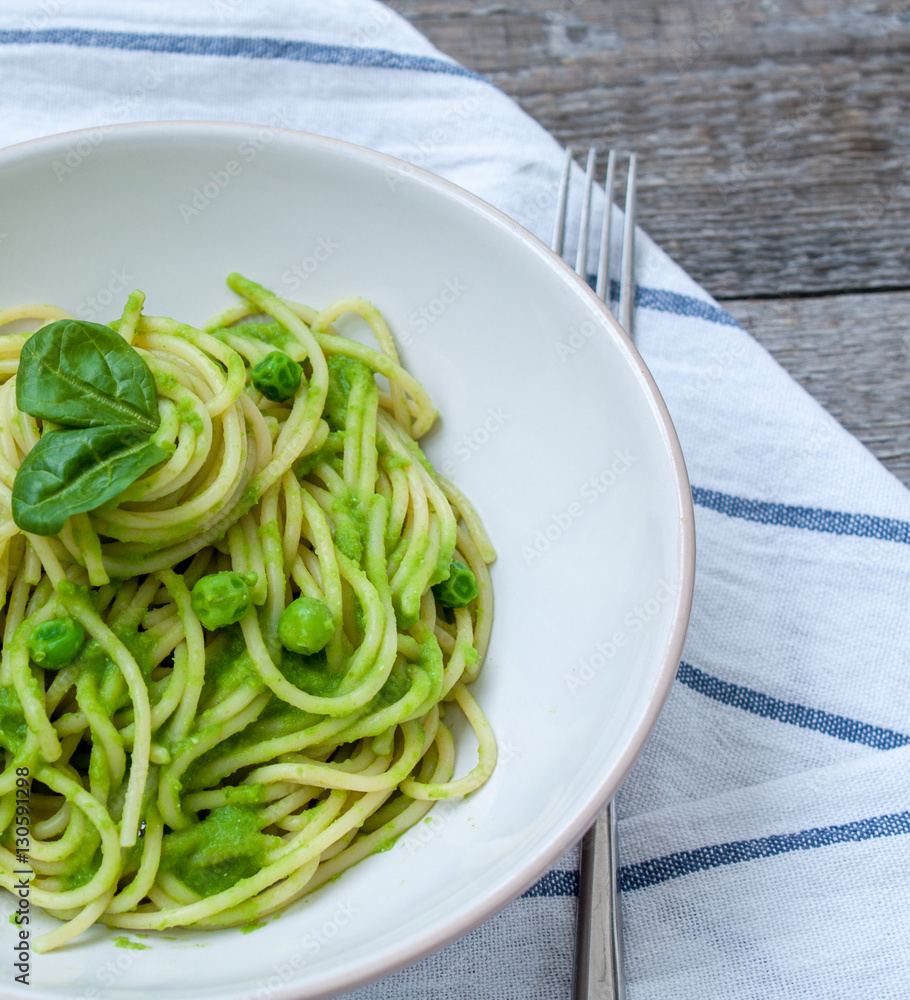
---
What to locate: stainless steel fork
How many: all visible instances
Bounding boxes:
[552,146,637,1000]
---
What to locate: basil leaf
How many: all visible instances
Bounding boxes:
[16,320,160,433]
[12,426,167,536]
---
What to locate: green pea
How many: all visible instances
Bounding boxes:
[28,617,85,669]
[432,559,477,608]
[251,351,303,403]
[278,597,335,655]
[191,572,257,630]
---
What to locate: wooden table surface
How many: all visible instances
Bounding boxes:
[399,0,910,487]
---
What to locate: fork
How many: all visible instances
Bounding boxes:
[552,146,637,1000]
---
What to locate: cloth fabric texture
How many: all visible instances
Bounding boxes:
[1,3,909,998]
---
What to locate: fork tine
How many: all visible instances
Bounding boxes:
[551,146,573,254]
[618,152,637,336]
[575,148,596,276]
[555,146,636,340]
[595,149,616,302]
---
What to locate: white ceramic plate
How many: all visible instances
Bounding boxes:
[0,123,694,1000]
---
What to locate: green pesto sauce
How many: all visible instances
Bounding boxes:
[71,637,114,681]
[276,648,341,698]
[254,695,321,738]
[115,626,158,682]
[404,436,437,480]
[200,626,259,700]
[332,516,362,563]
[0,686,27,755]
[377,433,412,472]
[68,624,158,716]
[293,431,345,479]
[394,607,418,631]
[392,581,423,630]
[375,660,411,708]
[384,452,411,471]
[120,827,146,876]
[88,744,108,791]
[218,783,267,806]
[178,398,203,434]
[62,844,102,891]
[178,708,263,785]
[113,936,150,950]
[324,354,372,431]
[178,633,260,783]
[216,321,295,352]
[331,488,367,565]
[161,805,277,898]
[429,548,454,588]
[386,531,408,567]
[353,594,365,636]
[241,921,267,934]
[188,696,321,783]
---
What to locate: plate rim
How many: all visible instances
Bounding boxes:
[0,120,696,1000]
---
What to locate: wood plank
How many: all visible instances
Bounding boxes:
[398,0,910,301]
[724,290,910,486]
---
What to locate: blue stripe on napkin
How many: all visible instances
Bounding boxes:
[521,870,580,899]
[508,808,910,900]
[692,485,910,545]
[677,661,910,750]
[635,286,739,327]
[605,280,740,328]
[0,27,485,80]
[619,809,910,891]
[595,278,740,329]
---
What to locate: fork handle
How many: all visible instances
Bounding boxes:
[573,799,624,1000]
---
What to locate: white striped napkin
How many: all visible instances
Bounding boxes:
[2,3,909,998]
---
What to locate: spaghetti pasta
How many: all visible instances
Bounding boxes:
[0,274,495,951]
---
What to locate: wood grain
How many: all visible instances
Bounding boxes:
[726,291,910,485]
[398,0,910,301]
